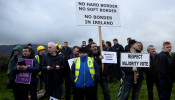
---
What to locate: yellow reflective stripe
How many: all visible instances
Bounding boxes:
[74,58,81,83]
[35,55,41,75]
[35,55,40,63]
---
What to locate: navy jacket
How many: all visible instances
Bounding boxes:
[13,56,40,83]
[158,51,175,80]
[62,47,72,57]
[71,56,100,87]
[42,53,65,84]
[125,45,130,52]
[112,44,124,61]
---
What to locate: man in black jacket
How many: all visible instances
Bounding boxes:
[112,38,124,80]
[144,45,160,100]
[42,42,64,100]
[121,40,144,100]
[158,41,175,100]
[89,42,111,100]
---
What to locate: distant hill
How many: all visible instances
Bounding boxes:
[0,44,48,56]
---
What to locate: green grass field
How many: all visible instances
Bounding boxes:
[0,72,175,100]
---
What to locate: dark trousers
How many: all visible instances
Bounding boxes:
[74,86,97,100]
[121,80,142,100]
[13,82,38,100]
[98,79,111,100]
[146,77,160,100]
[38,75,44,90]
[65,77,71,100]
[13,83,28,100]
[46,81,62,100]
[159,79,173,100]
[115,62,123,80]
[108,65,115,83]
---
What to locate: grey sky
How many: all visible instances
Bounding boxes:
[0,0,175,52]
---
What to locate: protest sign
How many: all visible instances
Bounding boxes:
[76,2,120,27]
[102,51,117,63]
[120,53,150,67]
[15,58,33,84]
[68,57,79,69]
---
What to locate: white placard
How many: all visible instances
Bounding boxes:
[49,96,58,100]
[76,2,120,27]
[102,51,117,63]
[120,53,150,67]
[68,57,79,69]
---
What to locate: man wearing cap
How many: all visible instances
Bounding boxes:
[71,47,100,100]
[121,40,144,100]
[35,45,46,92]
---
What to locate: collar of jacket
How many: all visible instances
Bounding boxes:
[80,55,88,61]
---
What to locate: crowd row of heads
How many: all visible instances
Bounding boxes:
[26,38,172,54]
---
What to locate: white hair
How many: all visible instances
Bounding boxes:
[48,42,56,48]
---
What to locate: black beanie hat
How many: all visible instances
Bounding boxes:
[129,40,136,47]
[79,47,87,53]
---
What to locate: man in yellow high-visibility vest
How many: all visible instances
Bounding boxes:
[71,47,100,100]
[35,45,45,92]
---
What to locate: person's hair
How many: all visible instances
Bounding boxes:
[23,47,30,51]
[113,38,118,42]
[82,41,86,43]
[27,43,32,46]
[64,42,68,44]
[72,46,79,51]
[48,42,56,48]
[163,41,171,47]
[137,42,143,51]
[102,40,105,43]
[90,42,96,48]
[106,41,111,47]
[147,45,154,52]
[127,38,131,40]
[88,38,93,43]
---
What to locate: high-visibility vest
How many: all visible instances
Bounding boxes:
[74,57,95,83]
[35,55,41,75]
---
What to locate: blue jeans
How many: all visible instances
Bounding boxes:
[121,80,142,100]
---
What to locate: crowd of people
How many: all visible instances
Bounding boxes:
[6,38,175,100]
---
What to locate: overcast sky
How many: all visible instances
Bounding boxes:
[0,0,175,52]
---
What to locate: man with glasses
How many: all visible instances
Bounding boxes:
[158,41,175,100]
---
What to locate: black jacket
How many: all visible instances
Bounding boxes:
[62,47,72,57]
[42,53,65,84]
[144,54,159,81]
[125,45,130,52]
[112,44,124,61]
[158,51,175,80]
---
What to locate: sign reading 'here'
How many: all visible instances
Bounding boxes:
[76,2,120,27]
[120,53,150,67]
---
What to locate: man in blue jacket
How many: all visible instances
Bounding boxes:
[42,42,65,100]
[71,47,100,100]
[13,47,40,100]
